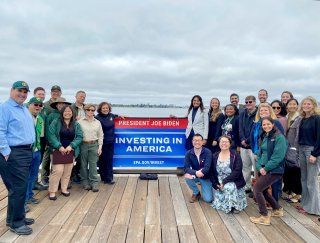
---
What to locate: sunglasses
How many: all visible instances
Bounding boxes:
[86,109,95,112]
[245,100,253,104]
[33,103,43,107]
[272,106,281,110]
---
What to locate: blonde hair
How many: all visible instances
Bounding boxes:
[84,103,96,110]
[299,96,320,117]
[209,97,222,122]
[255,103,277,122]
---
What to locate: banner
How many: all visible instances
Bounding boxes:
[114,117,187,169]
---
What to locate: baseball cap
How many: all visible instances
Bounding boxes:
[12,81,30,92]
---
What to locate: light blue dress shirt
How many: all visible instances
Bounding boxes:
[0,98,35,156]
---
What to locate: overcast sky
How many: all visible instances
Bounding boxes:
[1,0,319,106]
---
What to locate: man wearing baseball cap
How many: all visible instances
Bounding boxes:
[0,81,35,235]
[25,97,44,207]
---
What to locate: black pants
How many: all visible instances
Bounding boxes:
[0,147,32,228]
[283,165,302,195]
[98,143,114,182]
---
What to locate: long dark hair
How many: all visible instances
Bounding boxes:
[188,95,204,114]
[258,117,280,145]
[271,99,287,116]
[60,105,75,131]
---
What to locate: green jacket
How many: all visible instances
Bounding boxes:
[256,132,287,173]
[48,118,83,157]
[33,115,44,151]
[43,99,55,115]
[71,103,85,117]
[45,109,60,140]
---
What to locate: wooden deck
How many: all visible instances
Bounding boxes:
[0,175,319,243]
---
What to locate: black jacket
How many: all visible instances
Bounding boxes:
[210,151,246,189]
[239,108,257,149]
[95,113,118,144]
[184,147,212,179]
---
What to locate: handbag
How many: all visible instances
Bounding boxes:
[52,150,74,164]
[285,147,299,168]
[139,173,158,180]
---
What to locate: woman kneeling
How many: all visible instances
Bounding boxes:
[211,135,247,214]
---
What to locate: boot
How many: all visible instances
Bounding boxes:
[189,192,201,203]
[271,207,284,217]
[250,214,271,226]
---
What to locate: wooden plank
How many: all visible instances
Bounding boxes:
[114,177,138,225]
[52,190,99,243]
[126,179,148,243]
[177,225,198,243]
[49,187,85,225]
[71,225,95,243]
[32,225,62,243]
[145,180,160,225]
[81,180,115,226]
[89,177,128,243]
[245,201,289,243]
[199,201,234,243]
[233,210,269,243]
[180,181,217,243]
[169,176,192,225]
[217,209,252,242]
[107,225,128,243]
[16,196,68,243]
[159,177,179,243]
[145,224,161,243]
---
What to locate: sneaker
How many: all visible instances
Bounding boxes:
[271,207,284,217]
[189,192,201,203]
[84,185,91,190]
[92,185,99,192]
[25,205,30,213]
[33,182,48,190]
[250,214,271,226]
[26,197,40,205]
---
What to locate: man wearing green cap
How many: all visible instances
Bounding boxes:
[0,81,35,235]
[26,97,44,206]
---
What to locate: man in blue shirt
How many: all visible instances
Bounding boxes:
[0,81,35,235]
[184,134,213,203]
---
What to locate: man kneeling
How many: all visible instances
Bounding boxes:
[184,134,213,203]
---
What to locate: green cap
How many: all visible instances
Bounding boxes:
[12,81,30,91]
[29,97,43,104]
[51,85,61,91]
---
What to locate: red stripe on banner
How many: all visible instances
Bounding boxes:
[115,117,188,129]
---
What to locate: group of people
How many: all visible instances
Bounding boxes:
[183,90,320,226]
[0,81,119,235]
[0,81,319,234]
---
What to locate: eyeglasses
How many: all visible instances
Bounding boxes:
[245,100,253,104]
[33,103,43,107]
[272,106,281,110]
[86,109,95,112]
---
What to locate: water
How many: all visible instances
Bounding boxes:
[112,107,187,118]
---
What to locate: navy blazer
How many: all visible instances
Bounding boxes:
[210,151,246,190]
[184,147,212,179]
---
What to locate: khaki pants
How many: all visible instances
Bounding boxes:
[49,162,73,193]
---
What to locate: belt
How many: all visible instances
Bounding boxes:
[10,144,32,149]
[83,140,98,144]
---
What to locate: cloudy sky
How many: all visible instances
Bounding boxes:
[1,0,319,106]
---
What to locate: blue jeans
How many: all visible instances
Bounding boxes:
[26,151,41,201]
[185,178,213,203]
